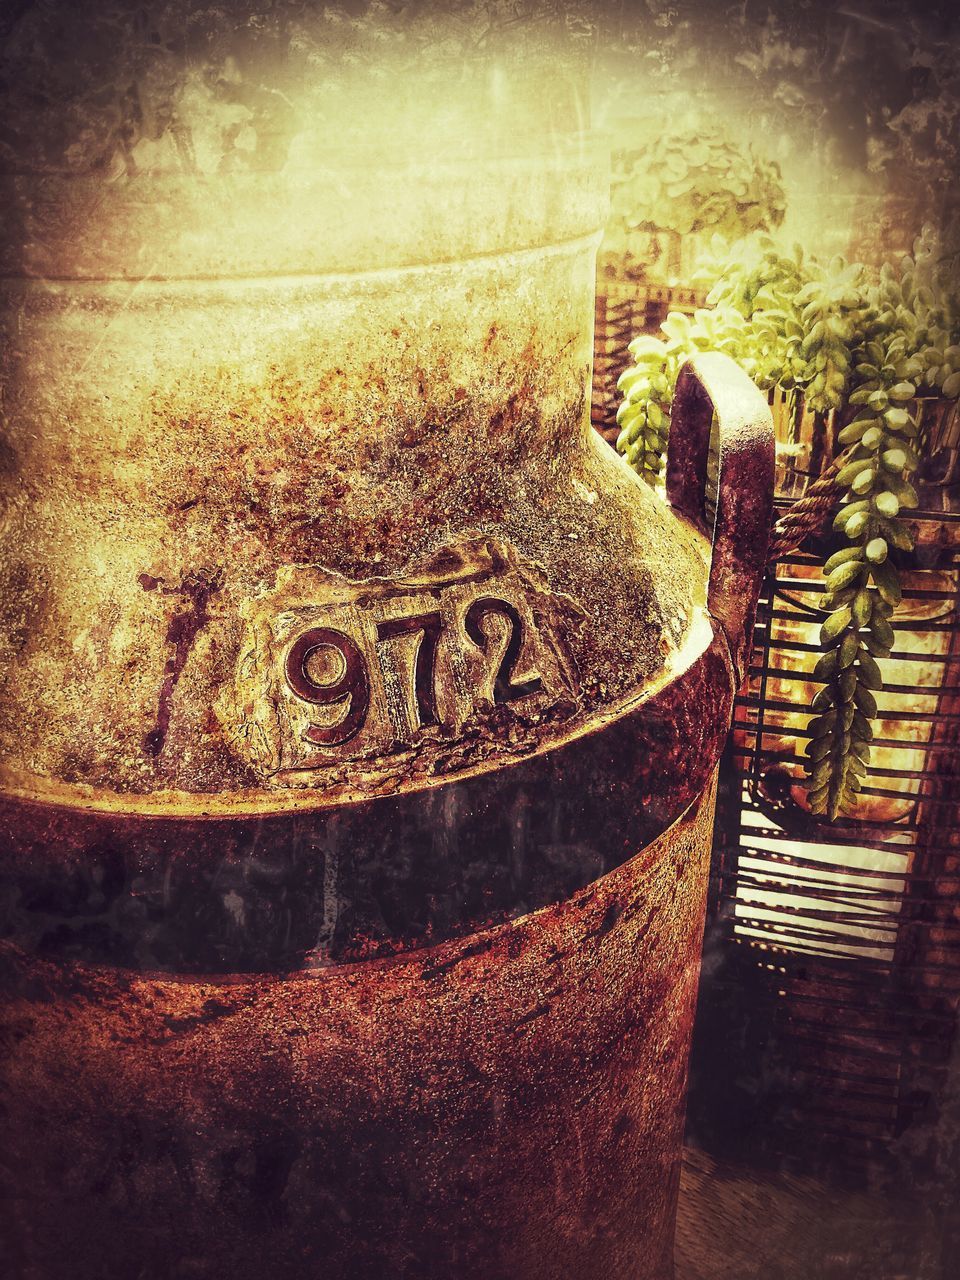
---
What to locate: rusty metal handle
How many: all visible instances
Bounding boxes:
[666,352,775,687]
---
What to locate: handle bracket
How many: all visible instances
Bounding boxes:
[667,352,775,687]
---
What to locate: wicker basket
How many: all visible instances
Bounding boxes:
[592,276,706,445]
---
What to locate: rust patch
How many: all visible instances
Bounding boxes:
[143,568,225,758]
[0,784,717,1280]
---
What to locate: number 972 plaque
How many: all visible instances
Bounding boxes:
[220,537,583,790]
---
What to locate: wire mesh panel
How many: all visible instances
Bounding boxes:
[691,499,960,1184]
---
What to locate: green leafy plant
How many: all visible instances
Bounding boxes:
[602,124,786,281]
[614,227,960,818]
[807,338,920,817]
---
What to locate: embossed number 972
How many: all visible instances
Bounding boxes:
[283,599,542,747]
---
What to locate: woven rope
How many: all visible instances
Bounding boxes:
[765,450,852,563]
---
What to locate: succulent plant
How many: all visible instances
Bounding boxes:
[809,340,921,818]
[614,227,960,818]
[603,125,786,279]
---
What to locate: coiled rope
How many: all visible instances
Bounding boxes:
[765,451,852,562]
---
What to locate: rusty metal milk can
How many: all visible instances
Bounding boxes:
[0,34,774,1280]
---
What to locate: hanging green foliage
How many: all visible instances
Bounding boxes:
[614,227,960,818]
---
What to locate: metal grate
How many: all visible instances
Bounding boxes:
[692,497,960,1182]
[587,297,960,1181]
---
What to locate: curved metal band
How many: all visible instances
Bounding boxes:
[0,633,735,974]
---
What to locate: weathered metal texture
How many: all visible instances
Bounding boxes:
[0,629,735,971]
[0,251,717,804]
[668,354,775,687]
[1,782,715,1280]
[0,16,775,1273]
[0,360,770,1280]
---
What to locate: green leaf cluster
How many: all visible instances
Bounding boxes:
[615,335,675,484]
[613,225,960,818]
[805,341,920,818]
[604,124,786,275]
[611,128,786,240]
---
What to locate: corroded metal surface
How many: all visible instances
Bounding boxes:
[667,353,775,687]
[0,12,776,1276]
[0,629,735,969]
[0,252,714,804]
[0,782,716,1280]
